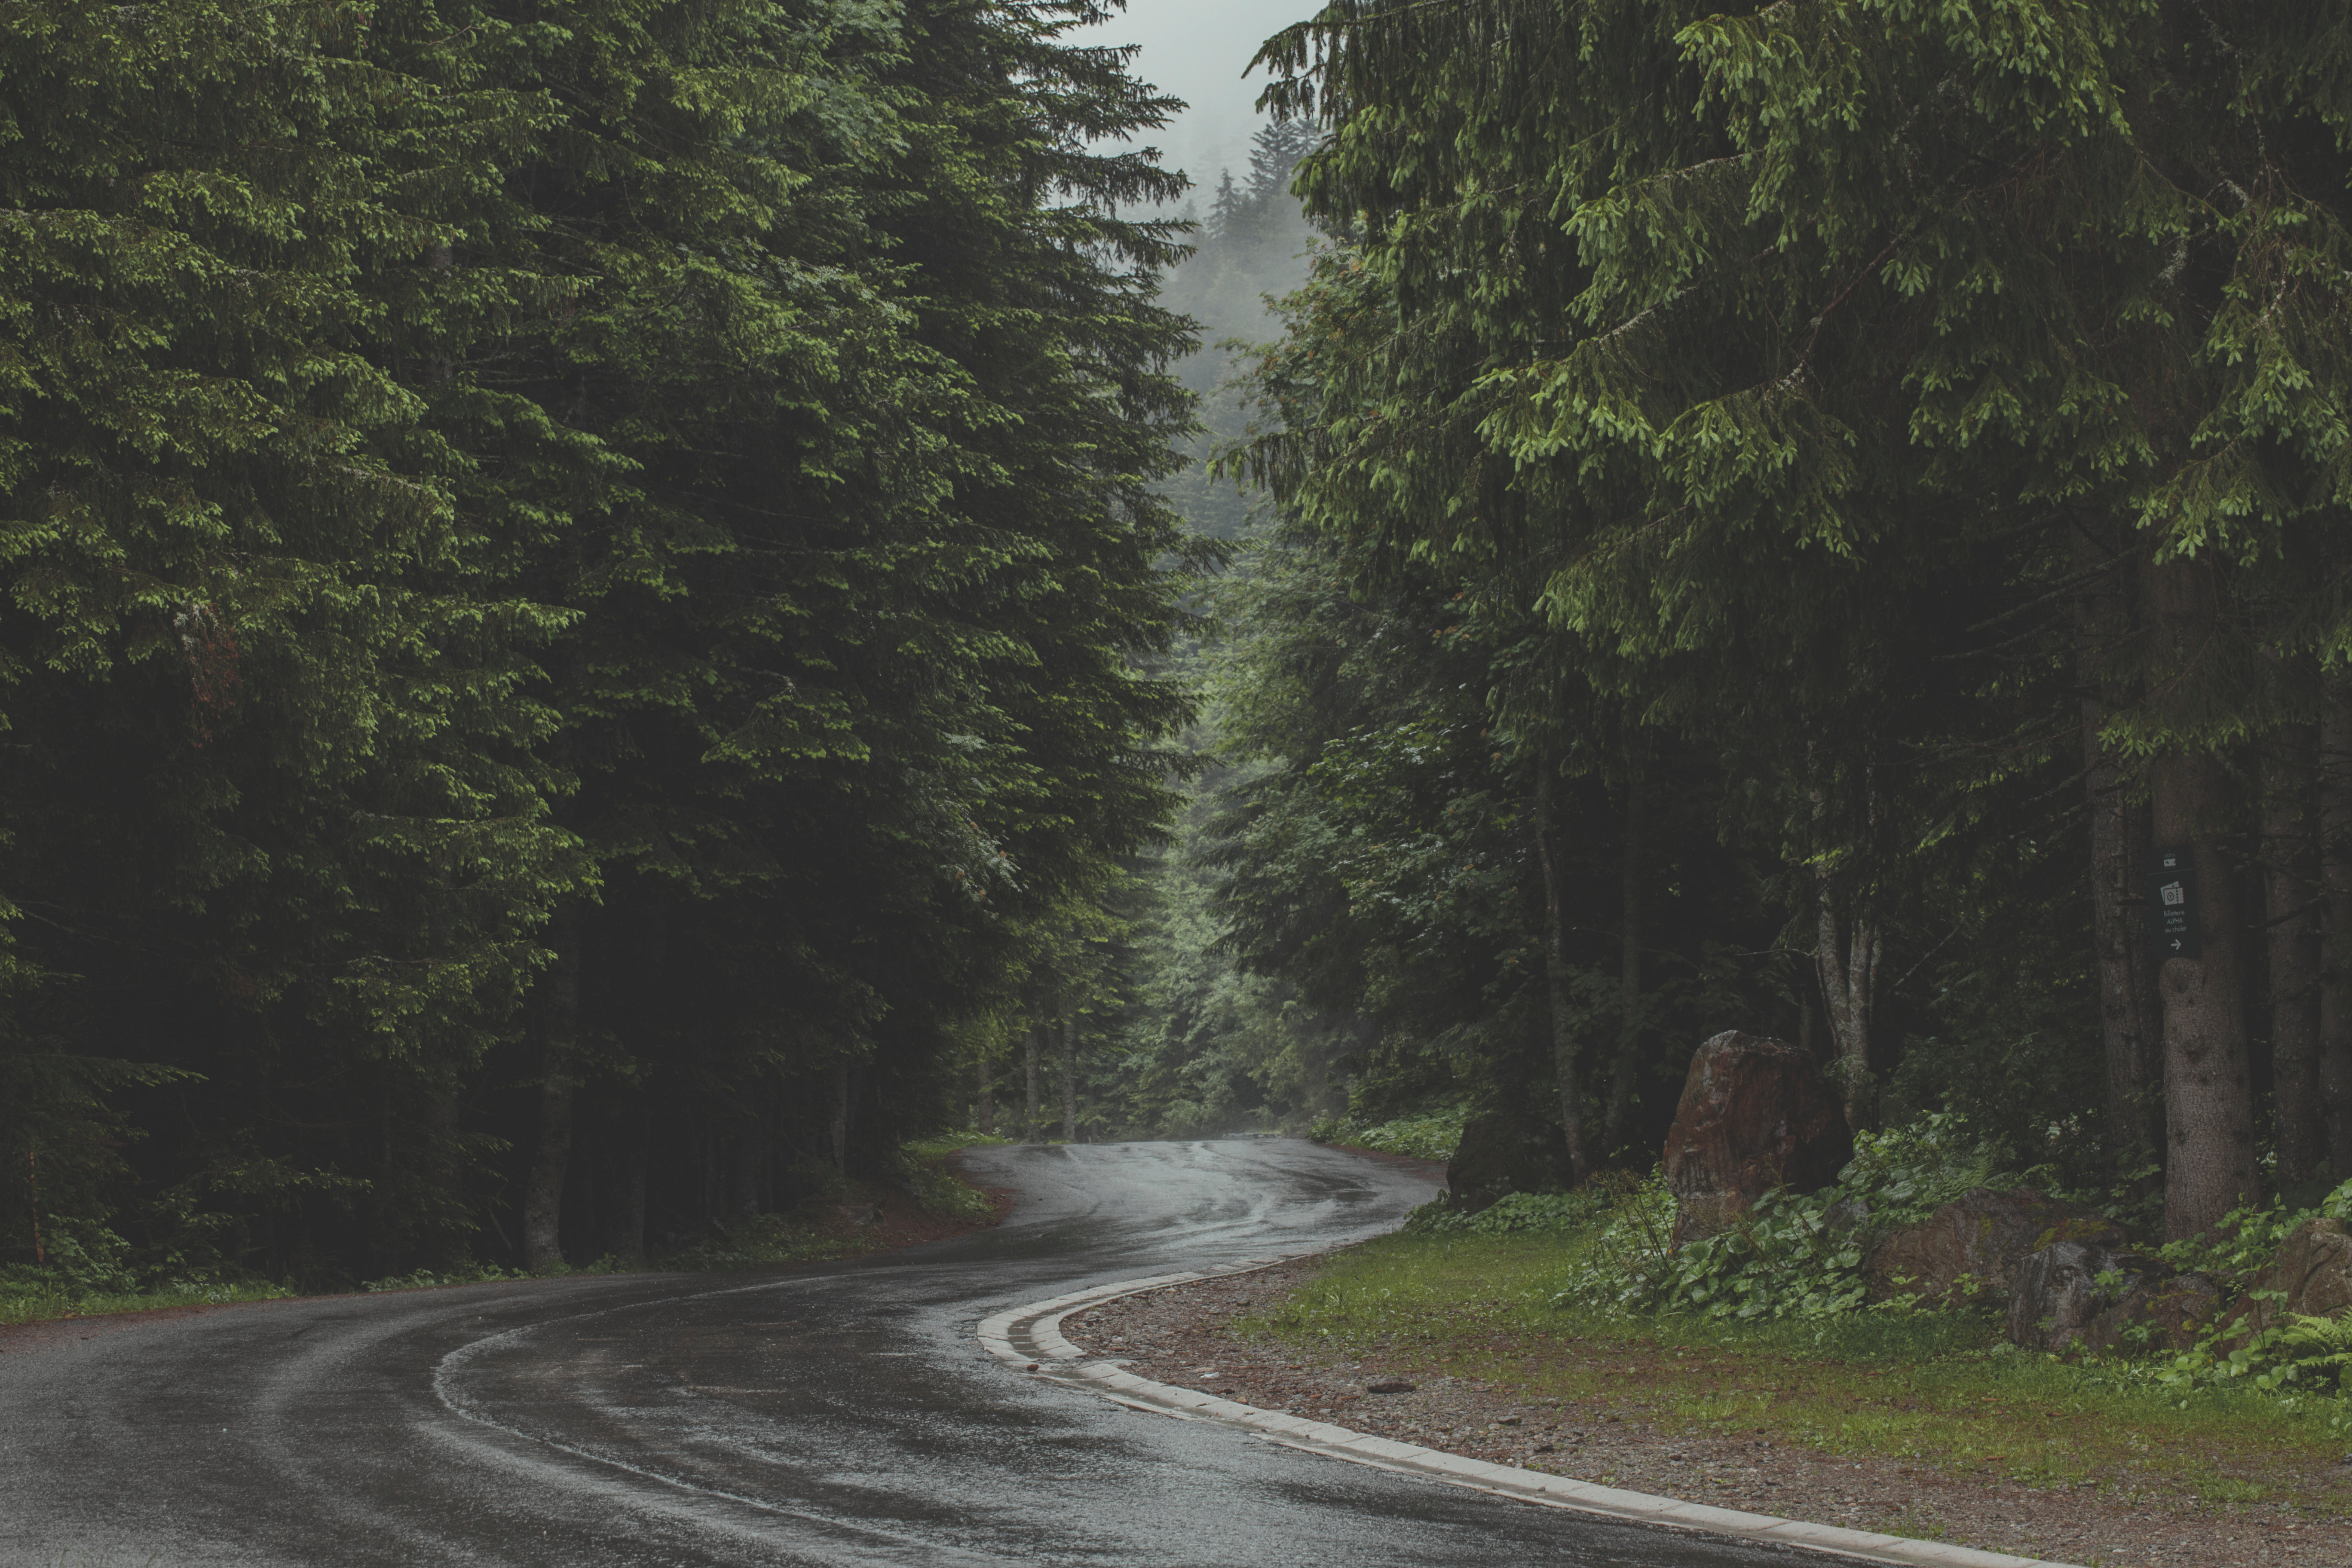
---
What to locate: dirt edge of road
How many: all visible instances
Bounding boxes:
[1060,1254,2340,1568]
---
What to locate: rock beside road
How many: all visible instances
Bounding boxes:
[1862,1186,2121,1307]
[1661,1031,1851,1246]
[2007,1239,2221,1354]
[2228,1216,2352,1338]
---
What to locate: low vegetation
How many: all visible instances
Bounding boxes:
[1309,1106,1467,1162]
[1253,1121,2352,1510]
[1255,1229,2352,1513]
[1,1140,1004,1329]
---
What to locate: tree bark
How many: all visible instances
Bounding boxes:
[1060,1020,1077,1142]
[2142,552,2262,1237]
[2076,517,2163,1173]
[829,1060,851,1173]
[2322,681,2352,1174]
[611,1117,646,1264]
[1534,763,1592,1183]
[733,1112,763,1218]
[976,1054,995,1138]
[521,900,582,1270]
[1023,1028,1041,1143]
[2150,748,2263,1235]
[1601,769,1645,1156]
[2265,723,2324,1187]
[1810,750,1879,1130]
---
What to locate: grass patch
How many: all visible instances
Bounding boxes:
[1243,1228,2352,1512]
[0,1275,297,1329]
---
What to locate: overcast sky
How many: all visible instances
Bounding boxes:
[1077,0,1323,206]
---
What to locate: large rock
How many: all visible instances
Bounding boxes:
[1661,1031,1851,1246]
[1864,1188,2122,1307]
[1446,1105,1573,1214]
[2089,1271,2225,1356]
[2229,1217,2352,1336]
[2007,1240,2218,1354]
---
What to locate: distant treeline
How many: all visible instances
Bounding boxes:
[1,0,1199,1287]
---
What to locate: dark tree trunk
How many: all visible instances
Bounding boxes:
[522,900,582,1270]
[1810,745,1879,1131]
[2076,518,2162,1171]
[2322,683,2352,1174]
[611,1118,646,1264]
[733,1114,763,1218]
[1060,1020,1077,1142]
[2150,749,2263,1235]
[829,1060,851,1172]
[1023,1028,1041,1143]
[2266,723,2325,1187]
[1601,770,1645,1156]
[1534,763,1591,1183]
[976,1054,995,1138]
[2143,553,2261,1237]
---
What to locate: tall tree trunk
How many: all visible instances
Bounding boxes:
[2266,723,2324,1187]
[1810,750,1879,1130]
[521,900,582,1270]
[1060,1020,1077,1142]
[1023,1028,1041,1142]
[734,1112,763,1217]
[2143,552,2262,1237]
[612,1115,646,1264]
[2150,750,2263,1235]
[2321,681,2352,1174]
[1534,763,1592,1183]
[1601,770,1645,1155]
[976,1054,995,1138]
[2077,518,2162,1172]
[829,1060,851,1172]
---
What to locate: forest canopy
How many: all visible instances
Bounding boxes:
[0,0,1200,1286]
[12,0,2352,1294]
[1161,0,2352,1243]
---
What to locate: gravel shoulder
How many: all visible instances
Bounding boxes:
[1062,1254,2349,1568]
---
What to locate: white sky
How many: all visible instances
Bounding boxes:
[1077,0,1324,207]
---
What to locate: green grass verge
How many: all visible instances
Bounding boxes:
[1245,1229,2352,1513]
[0,1276,298,1330]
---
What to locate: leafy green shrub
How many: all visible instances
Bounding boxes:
[363,1261,532,1292]
[661,1214,849,1271]
[1403,1188,1617,1236]
[2064,1175,2352,1412]
[1552,1114,2021,1323]
[896,1147,995,1220]
[2154,1176,2352,1286]
[1553,1177,1876,1321]
[1311,1104,1465,1161]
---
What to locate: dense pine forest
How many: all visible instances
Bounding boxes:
[1,0,1202,1289]
[9,0,2352,1299]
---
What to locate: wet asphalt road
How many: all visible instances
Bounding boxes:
[0,1139,1841,1567]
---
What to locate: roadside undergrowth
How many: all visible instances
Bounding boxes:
[1,1137,1009,1328]
[1241,1231,2352,1516]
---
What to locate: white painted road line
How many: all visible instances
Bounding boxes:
[979,1261,2082,1568]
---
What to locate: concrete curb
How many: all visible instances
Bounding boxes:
[978,1259,2082,1568]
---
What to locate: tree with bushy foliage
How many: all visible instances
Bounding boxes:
[1241,0,2352,1239]
[0,0,1204,1289]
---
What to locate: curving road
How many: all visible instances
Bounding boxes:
[0,1140,1838,1566]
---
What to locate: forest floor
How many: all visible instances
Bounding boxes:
[1063,1245,2352,1568]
